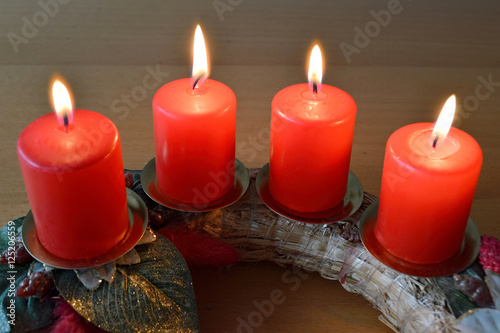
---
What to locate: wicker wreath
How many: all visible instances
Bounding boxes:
[183,169,500,333]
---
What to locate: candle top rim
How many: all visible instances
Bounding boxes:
[387,122,482,174]
[17,109,121,171]
[272,83,356,123]
[153,78,236,117]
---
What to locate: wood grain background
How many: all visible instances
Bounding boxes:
[0,1,499,332]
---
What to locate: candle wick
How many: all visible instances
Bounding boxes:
[432,135,439,149]
[312,82,318,95]
[63,113,69,129]
[192,77,201,90]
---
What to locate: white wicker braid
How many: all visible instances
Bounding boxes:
[187,169,458,333]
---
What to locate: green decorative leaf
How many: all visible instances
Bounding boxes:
[436,275,477,318]
[0,269,55,333]
[54,234,199,332]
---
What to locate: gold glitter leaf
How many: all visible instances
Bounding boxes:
[53,235,199,332]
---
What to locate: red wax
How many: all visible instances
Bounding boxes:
[375,123,482,264]
[153,78,236,206]
[17,110,129,260]
[269,83,357,212]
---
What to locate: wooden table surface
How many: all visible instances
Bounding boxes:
[1,1,499,332]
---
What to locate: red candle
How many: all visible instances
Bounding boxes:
[17,80,129,260]
[269,45,357,212]
[152,25,236,205]
[375,96,482,264]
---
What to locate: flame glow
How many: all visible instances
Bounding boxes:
[51,79,73,127]
[191,25,209,89]
[430,95,456,148]
[308,45,323,93]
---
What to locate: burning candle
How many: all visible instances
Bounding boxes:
[269,45,357,212]
[17,78,129,260]
[152,25,236,205]
[374,95,483,264]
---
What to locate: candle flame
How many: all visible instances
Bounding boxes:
[191,25,209,89]
[430,95,456,149]
[51,78,74,127]
[308,45,323,94]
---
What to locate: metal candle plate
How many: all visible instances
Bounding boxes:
[141,157,250,212]
[359,200,481,277]
[21,188,148,269]
[255,163,364,223]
